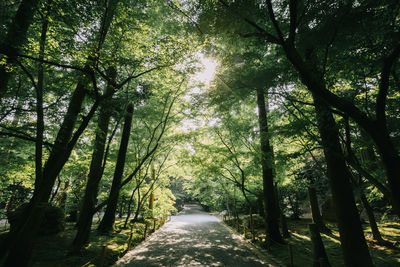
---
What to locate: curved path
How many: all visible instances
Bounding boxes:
[115,204,277,266]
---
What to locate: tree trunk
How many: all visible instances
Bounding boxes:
[308,187,330,234]
[360,193,385,243]
[98,103,134,233]
[34,15,48,191]
[282,44,400,218]
[309,223,331,267]
[132,187,142,222]
[312,93,373,267]
[148,166,155,218]
[0,0,40,97]
[256,87,283,244]
[123,187,137,228]
[71,68,116,251]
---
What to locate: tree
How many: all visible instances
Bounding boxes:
[1,1,119,264]
[70,68,118,252]
[96,102,133,234]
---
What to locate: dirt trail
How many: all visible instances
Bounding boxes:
[115,203,277,266]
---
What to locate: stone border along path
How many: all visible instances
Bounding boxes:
[114,203,283,267]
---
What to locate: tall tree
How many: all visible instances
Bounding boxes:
[96,103,133,234]
[256,87,283,244]
[312,93,373,266]
[70,67,118,252]
[1,1,119,264]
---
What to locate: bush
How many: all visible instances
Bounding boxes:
[8,203,65,235]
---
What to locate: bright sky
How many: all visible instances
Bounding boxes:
[179,53,218,134]
[193,54,218,85]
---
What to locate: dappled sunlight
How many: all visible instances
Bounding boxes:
[115,204,268,266]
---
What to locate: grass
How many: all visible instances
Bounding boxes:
[224,217,400,267]
[0,217,165,267]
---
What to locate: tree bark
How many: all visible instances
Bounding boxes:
[71,68,116,251]
[308,187,330,234]
[312,93,373,267]
[256,87,283,244]
[309,223,331,267]
[98,103,134,233]
[359,193,385,243]
[34,14,49,191]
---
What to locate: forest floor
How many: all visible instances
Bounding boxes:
[115,203,281,266]
[223,215,400,266]
[0,216,163,266]
[1,208,399,266]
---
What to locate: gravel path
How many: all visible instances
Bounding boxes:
[115,204,276,267]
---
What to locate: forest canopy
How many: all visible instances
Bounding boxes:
[0,0,399,266]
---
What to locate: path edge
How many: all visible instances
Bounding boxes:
[215,215,286,267]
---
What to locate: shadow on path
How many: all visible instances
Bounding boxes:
[115,204,274,266]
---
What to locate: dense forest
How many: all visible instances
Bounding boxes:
[0,0,399,266]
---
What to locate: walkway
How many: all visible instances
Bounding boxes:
[115,203,276,266]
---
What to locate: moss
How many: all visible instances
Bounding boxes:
[226,218,400,267]
[29,218,166,266]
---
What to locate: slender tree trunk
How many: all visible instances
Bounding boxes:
[71,68,116,252]
[256,87,283,244]
[132,188,142,222]
[308,187,330,234]
[148,165,155,218]
[0,0,40,97]
[34,15,48,191]
[123,187,137,228]
[312,93,373,267]
[49,177,62,204]
[360,192,385,243]
[98,103,134,233]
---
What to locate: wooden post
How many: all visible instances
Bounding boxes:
[309,223,331,267]
[153,219,156,232]
[99,245,106,267]
[243,222,247,238]
[249,207,255,242]
[281,213,290,238]
[148,164,155,218]
[144,223,148,239]
[127,232,133,251]
[288,244,294,267]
